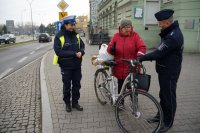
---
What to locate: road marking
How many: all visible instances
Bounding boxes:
[36,46,41,50]
[30,51,35,55]
[0,68,13,79]
[18,57,28,63]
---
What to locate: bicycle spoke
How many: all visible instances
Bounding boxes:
[115,90,162,133]
[94,69,110,105]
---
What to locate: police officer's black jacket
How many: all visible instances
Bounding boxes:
[140,21,184,75]
[54,29,85,69]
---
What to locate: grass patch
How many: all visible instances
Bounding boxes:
[0,40,37,49]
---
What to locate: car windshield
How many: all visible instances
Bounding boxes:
[40,33,47,37]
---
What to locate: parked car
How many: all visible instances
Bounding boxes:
[0,34,16,44]
[35,33,40,40]
[38,33,52,43]
[79,30,85,37]
[77,29,85,37]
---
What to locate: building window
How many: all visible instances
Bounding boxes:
[144,0,160,25]
[163,0,173,4]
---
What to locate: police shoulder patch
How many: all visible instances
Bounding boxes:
[158,42,168,51]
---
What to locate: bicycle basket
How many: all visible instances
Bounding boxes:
[134,64,151,92]
[134,73,151,92]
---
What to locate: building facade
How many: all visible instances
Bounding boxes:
[76,16,88,33]
[89,0,101,33]
[6,20,15,33]
[97,0,200,52]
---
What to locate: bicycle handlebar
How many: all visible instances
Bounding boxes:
[121,58,142,66]
[121,58,146,73]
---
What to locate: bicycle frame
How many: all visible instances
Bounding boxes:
[96,64,118,105]
[95,60,163,132]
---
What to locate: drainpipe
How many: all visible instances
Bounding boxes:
[197,18,200,52]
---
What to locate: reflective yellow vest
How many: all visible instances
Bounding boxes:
[53,34,81,65]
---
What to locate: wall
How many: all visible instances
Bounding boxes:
[97,0,200,52]
[161,0,200,52]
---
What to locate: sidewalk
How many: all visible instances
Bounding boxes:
[0,59,42,133]
[44,38,200,133]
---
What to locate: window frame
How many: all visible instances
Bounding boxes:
[144,0,160,26]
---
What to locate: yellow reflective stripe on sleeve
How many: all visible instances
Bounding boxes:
[59,36,65,48]
[76,34,83,61]
[76,34,80,49]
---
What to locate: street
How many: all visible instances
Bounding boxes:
[0,41,53,79]
[0,0,200,132]
[0,37,200,133]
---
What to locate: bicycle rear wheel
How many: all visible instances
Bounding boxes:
[115,90,163,133]
[94,69,110,105]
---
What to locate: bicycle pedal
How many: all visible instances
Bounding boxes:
[134,112,141,118]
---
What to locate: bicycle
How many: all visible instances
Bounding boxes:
[94,59,163,133]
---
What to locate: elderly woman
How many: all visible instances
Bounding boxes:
[107,18,147,94]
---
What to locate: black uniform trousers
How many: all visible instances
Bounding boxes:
[158,73,180,126]
[61,68,82,105]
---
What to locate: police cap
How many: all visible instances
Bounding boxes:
[63,15,76,24]
[154,9,174,21]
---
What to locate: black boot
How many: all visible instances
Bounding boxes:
[160,123,172,132]
[72,103,83,111]
[66,103,72,112]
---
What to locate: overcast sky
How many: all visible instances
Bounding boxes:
[0,0,89,26]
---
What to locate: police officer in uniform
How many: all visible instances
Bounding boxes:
[138,9,184,132]
[54,15,85,112]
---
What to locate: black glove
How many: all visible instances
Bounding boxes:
[136,56,145,62]
[110,42,116,54]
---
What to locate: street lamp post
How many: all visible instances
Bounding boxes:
[26,0,34,40]
[21,9,26,35]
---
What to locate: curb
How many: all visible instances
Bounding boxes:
[40,52,54,133]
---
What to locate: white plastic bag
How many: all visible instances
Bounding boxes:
[98,44,114,61]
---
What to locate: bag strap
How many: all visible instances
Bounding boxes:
[138,64,146,74]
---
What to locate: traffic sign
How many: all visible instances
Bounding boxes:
[57,0,69,12]
[59,12,68,21]
[56,21,63,32]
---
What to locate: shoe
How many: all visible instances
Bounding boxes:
[160,123,171,132]
[147,115,160,123]
[72,103,83,111]
[66,104,72,112]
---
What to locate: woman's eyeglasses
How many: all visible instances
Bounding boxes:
[70,23,76,26]
[122,26,132,29]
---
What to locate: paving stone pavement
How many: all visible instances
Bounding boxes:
[0,59,41,133]
[44,38,200,133]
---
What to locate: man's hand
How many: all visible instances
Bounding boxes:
[76,52,82,58]
[136,56,144,62]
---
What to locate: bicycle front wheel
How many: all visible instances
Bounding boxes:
[115,90,163,133]
[94,69,109,105]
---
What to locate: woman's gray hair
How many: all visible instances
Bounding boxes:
[119,18,132,28]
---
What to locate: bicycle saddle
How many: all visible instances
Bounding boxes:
[104,60,117,66]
